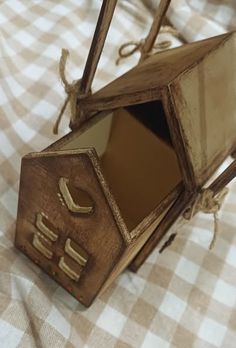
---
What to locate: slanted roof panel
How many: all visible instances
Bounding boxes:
[81,33,229,112]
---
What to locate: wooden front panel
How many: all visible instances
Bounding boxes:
[15,149,125,307]
[170,32,236,186]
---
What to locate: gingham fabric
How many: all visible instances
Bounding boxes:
[0,1,236,347]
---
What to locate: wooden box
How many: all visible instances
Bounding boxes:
[15,32,236,307]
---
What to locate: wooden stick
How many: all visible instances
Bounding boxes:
[139,0,171,63]
[209,159,236,195]
[79,0,118,95]
[73,0,170,128]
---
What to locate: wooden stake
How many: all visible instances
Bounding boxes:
[71,0,118,128]
[139,0,171,63]
[209,159,236,195]
[80,0,118,95]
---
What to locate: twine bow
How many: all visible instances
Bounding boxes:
[183,187,229,250]
[116,25,179,65]
[53,49,81,134]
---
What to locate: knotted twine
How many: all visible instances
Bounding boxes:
[160,187,229,253]
[116,25,179,65]
[53,49,81,134]
[183,187,229,250]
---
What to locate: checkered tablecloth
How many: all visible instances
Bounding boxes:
[0,1,236,347]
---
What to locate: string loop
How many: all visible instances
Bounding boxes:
[183,187,229,250]
[116,25,179,65]
[53,49,81,134]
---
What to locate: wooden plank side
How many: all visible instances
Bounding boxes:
[170,32,236,186]
[99,201,173,296]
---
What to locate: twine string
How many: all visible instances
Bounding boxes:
[183,187,229,250]
[53,49,81,134]
[116,25,179,65]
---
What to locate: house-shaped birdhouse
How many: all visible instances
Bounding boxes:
[15,31,236,307]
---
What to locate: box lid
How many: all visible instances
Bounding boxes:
[80,33,231,112]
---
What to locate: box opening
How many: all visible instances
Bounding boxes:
[60,102,182,231]
[127,101,172,146]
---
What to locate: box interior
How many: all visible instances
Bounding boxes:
[59,101,182,231]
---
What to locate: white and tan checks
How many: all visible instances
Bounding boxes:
[0,1,236,347]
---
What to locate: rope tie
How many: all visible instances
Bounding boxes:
[53,49,82,134]
[183,187,229,250]
[116,25,179,65]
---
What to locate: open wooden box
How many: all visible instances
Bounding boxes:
[15,30,236,307]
